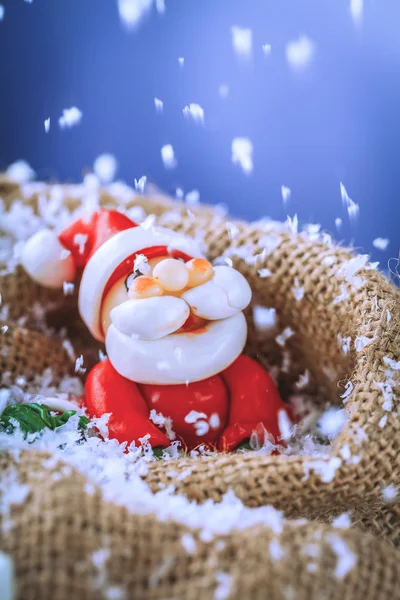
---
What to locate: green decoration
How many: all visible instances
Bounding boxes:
[0,402,89,438]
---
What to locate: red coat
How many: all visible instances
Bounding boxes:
[84,354,291,452]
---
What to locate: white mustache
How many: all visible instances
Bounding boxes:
[110,296,190,340]
[110,265,252,341]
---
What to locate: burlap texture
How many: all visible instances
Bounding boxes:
[1,177,399,599]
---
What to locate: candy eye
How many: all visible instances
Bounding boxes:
[125,272,138,291]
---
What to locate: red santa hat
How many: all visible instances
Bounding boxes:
[21,208,203,342]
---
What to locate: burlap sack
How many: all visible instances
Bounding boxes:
[0,177,399,599]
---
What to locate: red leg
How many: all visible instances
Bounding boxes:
[84,359,170,448]
[218,354,292,452]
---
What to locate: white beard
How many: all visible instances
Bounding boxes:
[105,312,247,385]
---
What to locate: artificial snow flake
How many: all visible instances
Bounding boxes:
[322,256,336,267]
[303,457,342,483]
[134,253,151,275]
[44,118,50,133]
[161,144,177,169]
[185,189,200,205]
[93,154,118,184]
[318,408,348,440]
[292,279,304,301]
[215,571,233,600]
[373,237,389,251]
[286,36,315,69]
[275,327,294,347]
[281,185,291,206]
[381,485,397,503]
[63,282,75,296]
[258,268,272,278]
[6,160,36,183]
[328,535,357,579]
[335,217,342,230]
[0,5,4,20]
[134,175,147,193]
[178,57,184,67]
[253,306,276,330]
[269,539,285,561]
[286,214,298,234]
[332,513,352,529]
[74,233,88,255]
[350,0,363,24]
[118,0,153,29]
[74,355,86,374]
[92,548,110,569]
[333,284,350,305]
[340,182,359,222]
[338,334,351,354]
[184,410,208,424]
[181,533,196,554]
[0,552,14,600]
[378,415,387,429]
[59,107,82,129]
[231,137,253,174]
[231,26,252,58]
[155,0,165,14]
[383,356,400,370]
[341,381,354,401]
[218,84,229,98]
[262,43,272,55]
[154,97,163,113]
[183,103,204,124]
[354,336,373,352]
[209,413,220,430]
[386,309,391,324]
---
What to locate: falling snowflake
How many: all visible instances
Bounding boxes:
[328,535,357,579]
[6,160,35,183]
[59,107,82,129]
[161,144,177,169]
[183,103,204,124]
[0,5,4,20]
[340,182,359,222]
[154,97,163,113]
[155,0,165,14]
[44,118,50,133]
[218,84,229,98]
[74,355,86,374]
[134,175,147,193]
[231,138,253,174]
[178,57,184,67]
[93,154,118,184]
[286,36,315,69]
[118,0,153,29]
[350,0,363,24]
[262,43,272,55]
[372,237,389,251]
[281,185,291,206]
[231,26,252,58]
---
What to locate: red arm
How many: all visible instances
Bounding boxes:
[218,354,292,452]
[84,359,169,448]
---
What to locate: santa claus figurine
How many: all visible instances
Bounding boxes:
[21,208,292,452]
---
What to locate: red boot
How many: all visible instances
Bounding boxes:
[218,355,292,452]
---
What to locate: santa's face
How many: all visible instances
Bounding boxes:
[101,255,252,385]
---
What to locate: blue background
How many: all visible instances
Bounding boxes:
[0,0,398,279]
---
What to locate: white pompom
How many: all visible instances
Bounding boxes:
[21,229,76,288]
